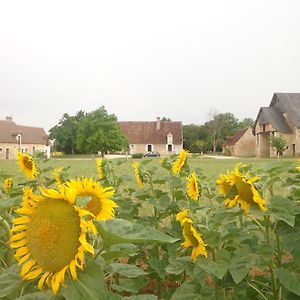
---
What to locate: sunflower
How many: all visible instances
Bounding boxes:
[96,158,106,180]
[66,178,117,220]
[187,172,201,201]
[16,152,38,179]
[176,210,207,262]
[217,165,267,213]
[172,149,188,174]
[132,161,144,188]
[52,168,64,189]
[296,161,300,172]
[4,177,12,192]
[10,186,95,294]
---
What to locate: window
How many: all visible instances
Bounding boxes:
[17,133,22,145]
[263,124,266,132]
[130,144,135,148]
[0,148,2,152]
[167,133,173,144]
[146,144,153,152]
[167,144,173,152]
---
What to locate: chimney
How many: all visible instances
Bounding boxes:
[156,117,161,130]
[5,116,13,121]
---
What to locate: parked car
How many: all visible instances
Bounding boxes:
[144,151,161,158]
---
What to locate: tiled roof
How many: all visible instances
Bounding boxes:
[258,107,292,133]
[119,121,182,144]
[225,128,248,146]
[270,93,300,127]
[0,120,49,145]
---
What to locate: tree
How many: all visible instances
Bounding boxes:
[239,117,254,128]
[161,116,171,121]
[270,135,287,157]
[49,111,86,154]
[76,106,127,156]
[206,110,239,152]
[183,124,209,152]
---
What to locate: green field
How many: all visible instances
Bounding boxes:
[0,155,297,184]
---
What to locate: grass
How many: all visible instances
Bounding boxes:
[0,155,297,184]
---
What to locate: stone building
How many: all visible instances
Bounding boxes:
[0,117,50,159]
[253,93,300,157]
[223,127,255,157]
[119,118,183,155]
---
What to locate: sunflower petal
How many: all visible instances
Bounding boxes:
[20,259,36,278]
[23,267,43,280]
[38,271,50,290]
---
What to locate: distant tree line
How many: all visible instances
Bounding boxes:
[50,108,254,155]
[183,113,254,153]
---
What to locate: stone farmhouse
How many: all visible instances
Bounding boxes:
[0,117,50,159]
[253,93,300,157]
[119,117,183,155]
[223,127,256,157]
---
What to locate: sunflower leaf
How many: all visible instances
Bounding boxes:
[59,260,108,300]
[96,219,179,246]
[109,263,148,278]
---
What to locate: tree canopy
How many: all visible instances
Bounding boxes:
[76,106,127,156]
[49,111,86,154]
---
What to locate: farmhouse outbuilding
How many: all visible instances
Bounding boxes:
[0,117,50,159]
[253,93,300,157]
[223,127,255,157]
[119,117,183,155]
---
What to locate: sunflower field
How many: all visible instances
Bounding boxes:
[0,151,300,300]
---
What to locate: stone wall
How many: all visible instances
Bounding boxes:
[0,143,49,159]
[129,143,182,156]
[233,128,256,157]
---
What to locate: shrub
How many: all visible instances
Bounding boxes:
[131,153,143,159]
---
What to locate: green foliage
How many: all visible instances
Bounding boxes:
[76,106,127,156]
[1,153,300,299]
[49,111,86,154]
[270,135,287,157]
[132,153,144,159]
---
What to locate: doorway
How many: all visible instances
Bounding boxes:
[5,148,9,159]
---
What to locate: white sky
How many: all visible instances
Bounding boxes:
[1,0,300,132]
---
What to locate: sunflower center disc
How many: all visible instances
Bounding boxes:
[23,157,33,170]
[26,199,81,273]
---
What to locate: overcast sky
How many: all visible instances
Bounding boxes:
[0,0,299,132]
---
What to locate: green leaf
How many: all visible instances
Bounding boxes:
[269,196,295,227]
[168,177,182,188]
[165,257,191,275]
[277,268,300,296]
[101,244,138,262]
[229,255,255,284]
[96,219,179,246]
[109,263,148,278]
[196,249,230,279]
[0,265,22,299]
[15,291,53,300]
[170,280,204,300]
[111,277,147,293]
[59,260,107,300]
[124,295,158,300]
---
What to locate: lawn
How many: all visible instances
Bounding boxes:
[0,155,296,185]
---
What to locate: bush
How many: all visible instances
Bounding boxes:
[131,153,143,159]
[51,151,64,158]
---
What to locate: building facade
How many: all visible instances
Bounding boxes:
[253,93,300,157]
[119,118,183,155]
[223,127,256,157]
[0,117,50,159]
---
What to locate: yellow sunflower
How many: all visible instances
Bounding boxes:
[176,210,207,261]
[296,160,300,172]
[96,158,106,180]
[132,161,144,188]
[52,168,64,189]
[187,172,201,201]
[10,186,95,294]
[66,178,117,221]
[4,177,12,192]
[217,165,267,213]
[16,152,38,179]
[172,149,188,174]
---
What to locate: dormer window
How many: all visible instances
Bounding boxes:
[16,133,22,145]
[167,133,173,144]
